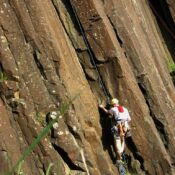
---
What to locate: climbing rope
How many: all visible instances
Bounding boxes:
[69,1,175,103]
[69,3,131,174]
[69,0,110,103]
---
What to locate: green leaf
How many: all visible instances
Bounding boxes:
[45,163,53,175]
[5,94,79,175]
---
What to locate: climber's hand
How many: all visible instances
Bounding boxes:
[99,104,104,108]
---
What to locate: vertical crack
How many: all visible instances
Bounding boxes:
[148,0,175,60]
[33,50,47,80]
[125,136,145,171]
[137,81,170,150]
[107,16,123,48]
[52,143,85,172]
[51,0,111,100]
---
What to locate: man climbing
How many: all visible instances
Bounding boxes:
[99,98,131,161]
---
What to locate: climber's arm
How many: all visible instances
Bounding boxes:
[99,105,113,118]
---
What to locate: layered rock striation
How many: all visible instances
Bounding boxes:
[0,0,175,175]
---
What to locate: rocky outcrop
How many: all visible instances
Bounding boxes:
[0,0,175,175]
[166,0,175,23]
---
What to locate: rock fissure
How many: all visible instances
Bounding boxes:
[57,1,111,100]
[0,26,20,81]
[1,0,175,174]
[152,117,169,149]
[33,50,47,81]
[125,137,145,172]
[137,81,170,151]
[52,143,86,172]
[8,0,33,44]
[148,0,175,60]
[51,0,78,49]
[107,16,123,49]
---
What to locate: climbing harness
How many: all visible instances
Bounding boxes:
[69,0,110,103]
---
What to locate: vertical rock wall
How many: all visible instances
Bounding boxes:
[166,0,175,23]
[0,0,175,175]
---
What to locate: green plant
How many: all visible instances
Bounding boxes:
[5,100,75,175]
[45,163,54,175]
[168,62,175,72]
[13,162,54,175]
[16,160,25,175]
[5,118,58,175]
[166,58,175,73]
[0,71,7,81]
[36,112,47,127]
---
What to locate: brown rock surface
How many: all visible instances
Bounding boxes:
[166,0,175,23]
[0,0,175,175]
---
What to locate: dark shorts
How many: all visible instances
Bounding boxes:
[111,126,120,138]
[125,129,132,138]
[111,125,131,139]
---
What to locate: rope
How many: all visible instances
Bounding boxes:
[69,0,110,102]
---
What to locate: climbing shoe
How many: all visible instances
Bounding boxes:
[116,160,125,166]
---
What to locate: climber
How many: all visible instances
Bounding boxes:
[99,98,131,161]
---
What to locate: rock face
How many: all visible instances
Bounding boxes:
[0,0,175,175]
[166,0,175,23]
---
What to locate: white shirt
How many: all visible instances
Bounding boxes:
[109,106,131,122]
